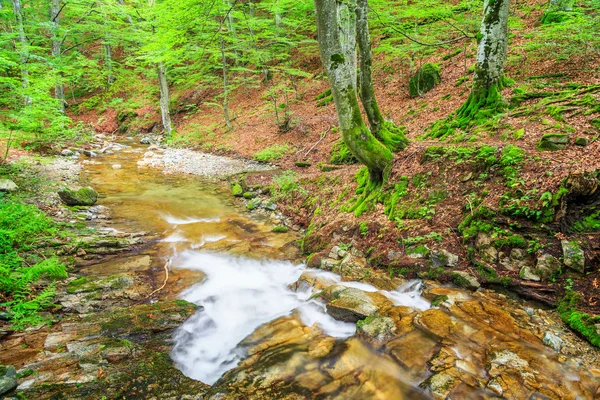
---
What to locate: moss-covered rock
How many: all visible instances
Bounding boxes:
[231,182,244,197]
[58,186,98,206]
[409,63,441,97]
[537,134,569,151]
[575,137,589,146]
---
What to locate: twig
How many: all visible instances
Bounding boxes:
[146,260,170,298]
[304,126,331,157]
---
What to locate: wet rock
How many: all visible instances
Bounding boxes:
[61,149,74,157]
[329,246,342,260]
[325,287,388,322]
[543,331,564,352]
[264,201,277,211]
[534,253,561,280]
[356,316,396,343]
[0,179,18,192]
[452,271,480,290]
[520,266,541,281]
[561,240,585,273]
[140,137,152,144]
[57,186,98,206]
[0,365,17,395]
[82,150,97,157]
[430,249,459,268]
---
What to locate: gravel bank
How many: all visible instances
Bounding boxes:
[137,147,274,178]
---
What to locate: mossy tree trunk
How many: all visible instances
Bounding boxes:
[455,0,510,123]
[314,0,392,183]
[355,0,408,152]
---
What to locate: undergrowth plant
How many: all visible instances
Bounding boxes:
[0,195,68,329]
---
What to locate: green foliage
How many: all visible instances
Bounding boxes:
[330,140,358,165]
[359,222,369,236]
[272,225,289,233]
[558,291,600,347]
[409,63,441,97]
[271,170,306,200]
[0,197,67,329]
[254,144,292,162]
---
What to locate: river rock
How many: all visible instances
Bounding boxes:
[543,331,564,352]
[0,179,18,192]
[356,316,396,343]
[61,149,74,157]
[452,271,480,290]
[82,150,96,157]
[430,249,459,268]
[140,137,152,144]
[561,240,585,273]
[58,186,98,206]
[325,287,385,322]
[0,365,17,395]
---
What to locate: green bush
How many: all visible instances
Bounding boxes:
[0,197,67,329]
[409,63,441,97]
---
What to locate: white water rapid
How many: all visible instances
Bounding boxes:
[170,250,430,384]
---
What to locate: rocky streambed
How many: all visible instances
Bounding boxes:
[1,136,599,399]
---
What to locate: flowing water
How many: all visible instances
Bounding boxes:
[79,142,431,387]
[76,141,600,399]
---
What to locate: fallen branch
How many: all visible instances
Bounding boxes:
[146,259,170,298]
[304,126,331,157]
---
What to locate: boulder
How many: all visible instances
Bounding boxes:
[406,245,430,259]
[561,240,585,273]
[534,253,561,280]
[231,182,243,197]
[0,365,17,396]
[430,249,459,268]
[82,149,97,157]
[61,149,74,157]
[537,134,569,151]
[325,287,385,322]
[520,266,541,282]
[452,271,480,290]
[356,316,396,343]
[58,187,98,206]
[0,179,18,192]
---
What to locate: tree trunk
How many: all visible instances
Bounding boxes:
[117,0,133,24]
[105,40,115,85]
[314,0,392,183]
[50,0,65,111]
[157,62,172,135]
[355,0,408,152]
[12,0,30,106]
[455,0,510,122]
[220,37,233,130]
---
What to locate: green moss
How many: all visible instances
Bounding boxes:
[375,121,409,153]
[294,161,311,168]
[537,133,569,151]
[247,198,261,210]
[330,140,358,165]
[575,137,589,146]
[271,225,289,233]
[558,291,600,347]
[430,295,448,307]
[231,183,243,197]
[493,234,527,248]
[409,63,441,97]
[254,144,292,162]
[572,210,600,232]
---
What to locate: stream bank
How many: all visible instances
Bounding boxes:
[0,134,599,399]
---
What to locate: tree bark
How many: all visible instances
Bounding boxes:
[12,0,30,106]
[454,0,510,123]
[50,0,65,111]
[220,37,233,130]
[314,0,392,183]
[105,40,115,85]
[355,0,383,134]
[157,62,172,135]
[355,0,408,152]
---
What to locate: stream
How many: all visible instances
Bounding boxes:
[72,141,600,399]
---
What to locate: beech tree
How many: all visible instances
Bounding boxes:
[427,0,510,138]
[314,0,406,184]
